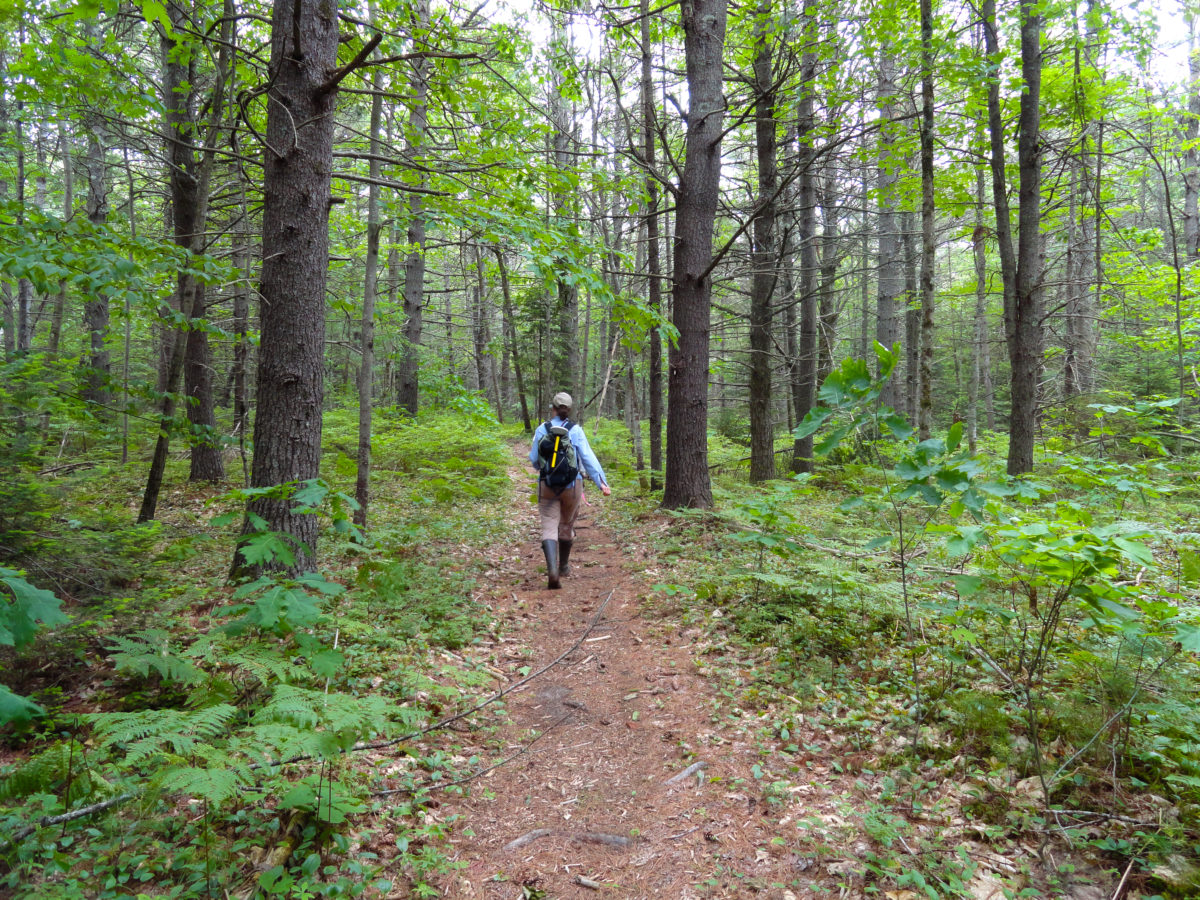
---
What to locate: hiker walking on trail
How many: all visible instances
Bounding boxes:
[530,391,611,590]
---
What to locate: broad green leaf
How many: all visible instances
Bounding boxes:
[0,684,44,725]
[949,574,984,597]
[946,421,964,452]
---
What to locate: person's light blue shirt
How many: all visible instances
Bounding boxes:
[530,416,608,488]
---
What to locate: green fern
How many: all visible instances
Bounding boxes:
[0,741,114,803]
[253,686,401,753]
[156,758,249,807]
[90,704,239,765]
[108,629,203,686]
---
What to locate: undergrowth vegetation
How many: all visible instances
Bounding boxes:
[640,347,1200,898]
[5,355,1200,898]
[0,407,520,898]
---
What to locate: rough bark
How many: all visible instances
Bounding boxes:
[748,1,777,484]
[1185,9,1200,260]
[1006,0,1044,475]
[496,248,532,431]
[875,47,902,409]
[792,2,818,475]
[141,0,231,521]
[49,122,72,357]
[397,0,430,416]
[549,11,579,398]
[355,7,384,530]
[918,0,935,440]
[641,0,664,490]
[662,0,727,509]
[238,0,341,572]
[81,19,111,412]
[983,0,1019,466]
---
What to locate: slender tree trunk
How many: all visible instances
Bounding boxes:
[496,248,532,431]
[354,6,384,529]
[983,0,1020,461]
[904,213,919,421]
[236,0,341,573]
[141,0,231,520]
[792,2,818,474]
[0,51,11,361]
[82,19,111,412]
[641,0,664,489]
[816,164,840,387]
[662,0,727,509]
[397,0,429,416]
[549,11,579,397]
[1186,9,1200,260]
[15,104,33,354]
[49,123,72,357]
[1006,0,1045,474]
[749,0,777,483]
[876,46,902,408]
[919,0,936,440]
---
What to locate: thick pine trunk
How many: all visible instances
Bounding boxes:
[239,0,340,572]
[662,0,727,510]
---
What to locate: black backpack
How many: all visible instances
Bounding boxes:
[537,419,579,493]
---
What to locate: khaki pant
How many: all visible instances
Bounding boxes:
[538,479,580,542]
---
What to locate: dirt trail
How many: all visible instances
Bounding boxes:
[427,450,824,899]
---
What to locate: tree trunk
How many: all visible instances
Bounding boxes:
[983,0,1020,465]
[748,0,777,484]
[1185,9,1200,260]
[237,0,341,573]
[49,122,72,357]
[1006,0,1044,475]
[903,213,919,421]
[875,46,902,408]
[792,2,818,475]
[549,11,579,398]
[496,248,532,431]
[662,0,727,509]
[141,0,231,520]
[355,5,384,529]
[641,0,664,490]
[81,20,111,413]
[397,0,430,416]
[918,0,935,440]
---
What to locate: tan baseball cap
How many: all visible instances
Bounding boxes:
[552,392,573,409]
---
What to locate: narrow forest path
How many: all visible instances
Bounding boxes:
[418,445,839,900]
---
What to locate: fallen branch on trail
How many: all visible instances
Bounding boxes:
[665,760,707,785]
[502,828,637,853]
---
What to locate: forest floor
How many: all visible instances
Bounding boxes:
[371,446,1116,900]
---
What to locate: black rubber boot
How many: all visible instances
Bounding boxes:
[559,540,573,576]
[542,539,560,589]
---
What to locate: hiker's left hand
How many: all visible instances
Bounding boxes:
[601,484,611,496]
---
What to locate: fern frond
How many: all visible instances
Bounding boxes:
[108,629,203,686]
[0,741,114,804]
[223,645,294,686]
[253,686,400,751]
[156,760,249,807]
[90,704,238,764]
